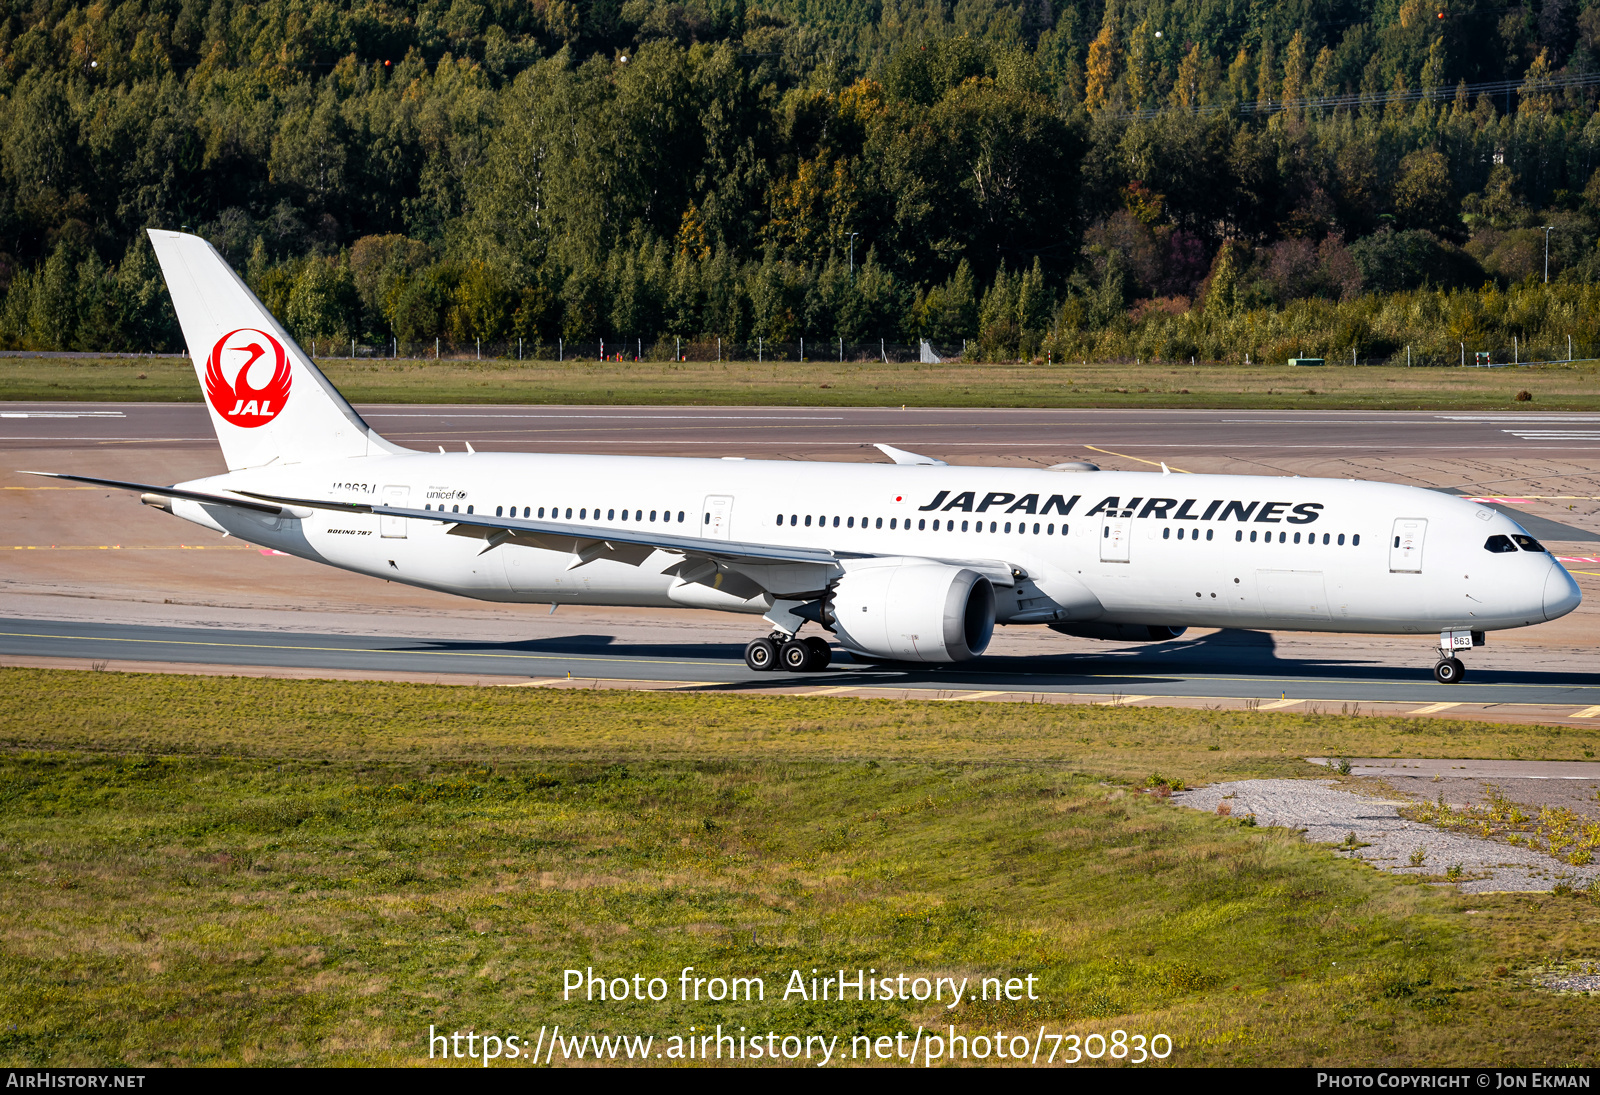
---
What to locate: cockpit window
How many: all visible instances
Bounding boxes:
[1512,534,1547,553]
[1483,535,1517,553]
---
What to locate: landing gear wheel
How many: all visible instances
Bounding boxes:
[744,637,778,671]
[780,639,812,671]
[803,636,832,670]
[1433,657,1466,684]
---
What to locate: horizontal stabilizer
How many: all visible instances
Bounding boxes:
[21,471,287,514]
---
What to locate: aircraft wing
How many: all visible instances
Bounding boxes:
[237,489,848,569]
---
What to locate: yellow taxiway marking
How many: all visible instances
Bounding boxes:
[939,690,1006,700]
[1408,702,1462,715]
[1566,570,1600,577]
[1082,445,1193,474]
[503,678,567,688]
[1096,695,1155,706]
[805,686,862,695]
[1569,705,1600,718]
[1256,698,1305,710]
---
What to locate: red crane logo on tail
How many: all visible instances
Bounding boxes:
[205,328,291,428]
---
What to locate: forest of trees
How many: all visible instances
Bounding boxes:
[6,0,1600,362]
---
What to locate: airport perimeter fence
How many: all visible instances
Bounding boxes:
[1293,340,1597,368]
[281,337,1600,368]
[328,337,971,363]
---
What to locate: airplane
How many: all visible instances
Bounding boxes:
[26,230,1582,685]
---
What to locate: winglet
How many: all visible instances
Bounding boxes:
[874,443,947,466]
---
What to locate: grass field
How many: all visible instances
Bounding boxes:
[4,354,1599,409]
[1,668,1597,1067]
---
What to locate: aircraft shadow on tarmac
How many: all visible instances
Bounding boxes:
[398,628,1600,690]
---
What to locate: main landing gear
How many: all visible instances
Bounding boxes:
[745,633,832,672]
[1432,657,1465,685]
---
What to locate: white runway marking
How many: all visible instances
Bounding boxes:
[0,411,126,419]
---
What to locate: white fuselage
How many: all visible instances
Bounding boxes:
[162,451,1580,638]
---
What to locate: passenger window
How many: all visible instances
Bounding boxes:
[1249,531,1256,542]
[1235,530,1242,542]
[933,519,940,530]
[1293,532,1301,544]
[467,506,474,514]
[775,513,782,524]
[833,516,840,527]
[990,521,998,533]
[1338,533,1344,545]
[678,511,685,522]
[805,515,812,527]
[1278,532,1286,543]
[963,520,970,532]
[1163,528,1170,539]
[608,509,615,520]
[1352,534,1360,546]
[918,519,926,530]
[1048,523,1055,534]
[875,518,882,529]
[890,518,897,529]
[790,515,797,526]
[496,506,503,516]
[1322,533,1329,544]
[565,508,572,519]
[1512,534,1546,553]
[452,505,459,513]
[1033,523,1040,534]
[1484,535,1517,553]
[1206,529,1213,541]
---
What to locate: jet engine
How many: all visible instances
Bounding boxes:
[827,562,995,663]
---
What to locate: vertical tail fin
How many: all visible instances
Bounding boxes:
[147,229,406,471]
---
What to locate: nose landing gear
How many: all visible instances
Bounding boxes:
[744,632,832,672]
[1431,628,1482,684]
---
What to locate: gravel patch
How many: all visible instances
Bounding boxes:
[1171,779,1600,894]
[1531,964,1600,995]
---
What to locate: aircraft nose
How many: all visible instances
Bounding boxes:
[1544,563,1582,621]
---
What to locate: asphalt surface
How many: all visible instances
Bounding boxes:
[8,402,1600,459]
[6,616,1600,705]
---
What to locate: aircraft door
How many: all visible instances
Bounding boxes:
[380,485,409,538]
[1100,516,1131,563]
[703,495,734,540]
[1389,518,1426,572]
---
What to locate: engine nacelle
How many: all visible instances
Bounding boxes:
[1049,622,1188,642]
[829,562,996,663]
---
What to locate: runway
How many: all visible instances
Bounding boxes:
[6,617,1600,718]
[6,401,1600,717]
[9,402,1600,459]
